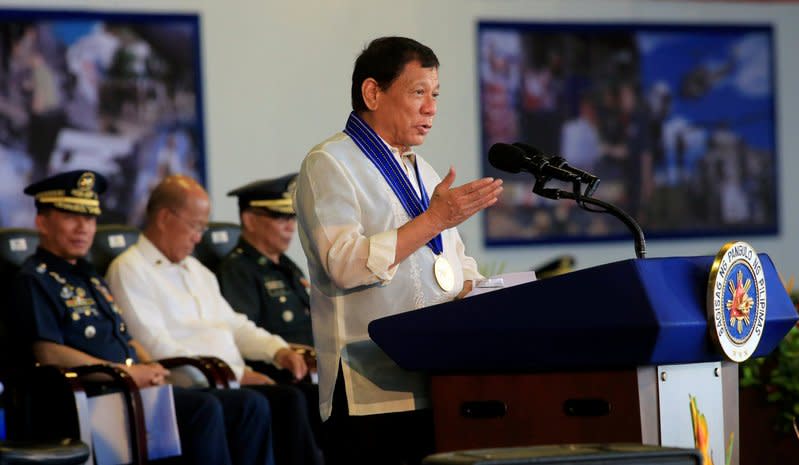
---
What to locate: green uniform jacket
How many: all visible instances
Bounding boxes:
[216,238,313,346]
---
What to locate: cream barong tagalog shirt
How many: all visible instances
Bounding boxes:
[295,130,482,422]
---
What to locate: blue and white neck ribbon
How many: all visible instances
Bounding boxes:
[344,112,443,256]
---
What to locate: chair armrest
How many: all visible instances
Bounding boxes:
[197,356,238,389]
[289,343,316,358]
[29,365,85,394]
[290,343,318,373]
[5,364,147,465]
[157,356,232,389]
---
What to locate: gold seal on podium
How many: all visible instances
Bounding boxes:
[706,241,767,362]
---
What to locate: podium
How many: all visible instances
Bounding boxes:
[369,254,798,465]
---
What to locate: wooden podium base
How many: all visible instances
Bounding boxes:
[431,369,644,452]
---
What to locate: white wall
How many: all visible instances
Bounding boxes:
[6,0,799,280]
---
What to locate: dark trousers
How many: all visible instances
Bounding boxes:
[249,361,324,445]
[173,387,274,465]
[244,384,324,465]
[322,370,435,465]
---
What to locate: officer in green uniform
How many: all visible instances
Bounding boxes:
[217,173,314,349]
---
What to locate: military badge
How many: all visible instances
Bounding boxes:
[265,279,287,297]
[91,277,116,303]
[706,241,767,362]
[36,263,47,274]
[74,172,95,197]
[60,286,74,299]
[49,271,66,284]
[65,292,96,309]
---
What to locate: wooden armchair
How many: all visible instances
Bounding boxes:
[4,357,238,465]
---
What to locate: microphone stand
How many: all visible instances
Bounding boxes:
[531,176,647,259]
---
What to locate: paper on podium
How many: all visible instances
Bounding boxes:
[465,271,537,297]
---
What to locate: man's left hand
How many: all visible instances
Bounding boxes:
[274,347,309,381]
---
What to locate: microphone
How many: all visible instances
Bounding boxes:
[489,143,644,258]
[488,143,579,183]
[512,142,601,196]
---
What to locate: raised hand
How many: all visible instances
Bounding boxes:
[394,167,503,268]
[425,166,503,231]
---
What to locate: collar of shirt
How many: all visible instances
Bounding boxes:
[377,134,420,195]
[237,238,281,268]
[387,143,417,168]
[237,238,305,281]
[136,235,188,269]
[374,133,417,168]
[34,246,96,277]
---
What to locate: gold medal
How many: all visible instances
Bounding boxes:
[434,255,455,292]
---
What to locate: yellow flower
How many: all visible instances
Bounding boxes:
[689,395,715,465]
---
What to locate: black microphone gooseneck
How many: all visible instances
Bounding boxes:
[535,186,647,259]
[488,142,647,259]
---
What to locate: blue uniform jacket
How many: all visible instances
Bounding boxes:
[12,247,137,364]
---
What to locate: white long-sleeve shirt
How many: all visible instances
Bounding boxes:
[105,235,289,381]
[295,131,482,421]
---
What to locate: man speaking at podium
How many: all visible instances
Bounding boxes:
[294,36,503,464]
